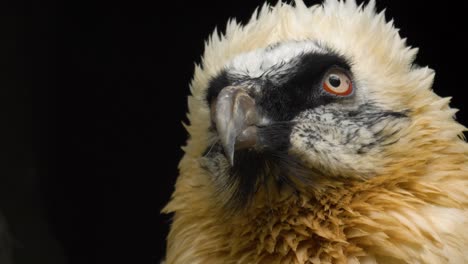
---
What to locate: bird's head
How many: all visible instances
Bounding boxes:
[175,0,465,212]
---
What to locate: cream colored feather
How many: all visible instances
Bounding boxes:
[163,0,468,263]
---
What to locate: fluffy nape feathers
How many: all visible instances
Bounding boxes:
[163,0,468,263]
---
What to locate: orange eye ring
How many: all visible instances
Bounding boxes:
[322,69,353,96]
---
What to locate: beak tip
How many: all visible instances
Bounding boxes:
[225,144,235,166]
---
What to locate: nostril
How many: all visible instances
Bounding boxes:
[240,96,258,126]
[235,126,258,150]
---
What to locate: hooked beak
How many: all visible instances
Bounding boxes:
[211,86,259,165]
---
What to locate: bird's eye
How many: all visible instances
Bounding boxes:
[322,69,353,96]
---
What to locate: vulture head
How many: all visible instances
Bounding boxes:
[163,1,468,263]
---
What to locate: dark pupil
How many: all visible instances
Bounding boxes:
[329,75,341,87]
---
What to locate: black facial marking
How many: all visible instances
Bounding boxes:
[205,69,230,104]
[204,51,352,117]
[205,52,353,125]
[257,52,352,121]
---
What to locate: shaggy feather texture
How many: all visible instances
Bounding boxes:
[163,0,468,263]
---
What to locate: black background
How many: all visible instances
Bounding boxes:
[2,0,467,263]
